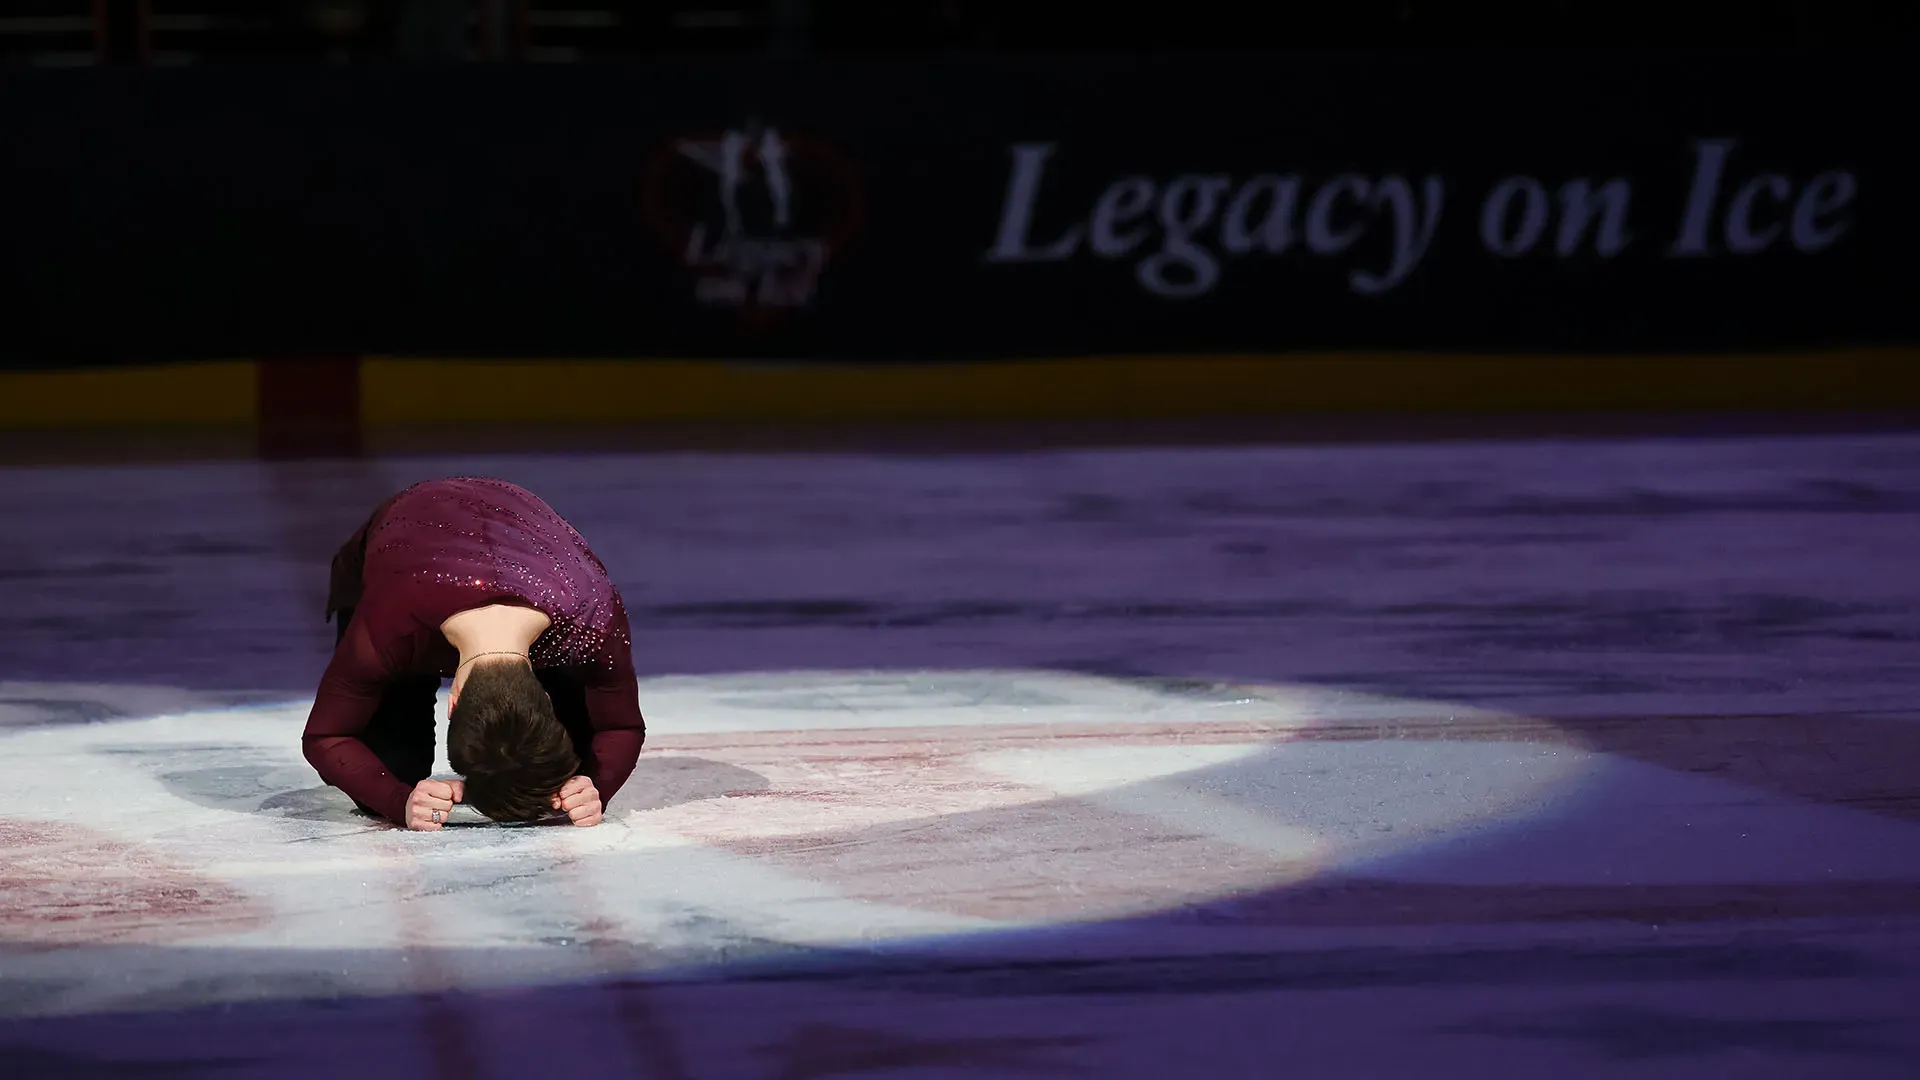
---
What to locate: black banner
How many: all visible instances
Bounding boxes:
[1,52,1914,366]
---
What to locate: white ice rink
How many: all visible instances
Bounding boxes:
[3,432,1919,1077]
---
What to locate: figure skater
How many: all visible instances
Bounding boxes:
[304,477,646,831]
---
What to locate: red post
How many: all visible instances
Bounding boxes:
[509,0,530,60]
[95,0,151,64]
[257,358,364,460]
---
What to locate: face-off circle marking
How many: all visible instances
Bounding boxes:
[0,671,1589,1016]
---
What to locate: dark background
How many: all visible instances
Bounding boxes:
[1,2,1916,368]
[2,51,1914,365]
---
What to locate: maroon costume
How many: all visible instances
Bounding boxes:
[303,477,645,825]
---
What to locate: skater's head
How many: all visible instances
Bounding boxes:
[446,658,579,823]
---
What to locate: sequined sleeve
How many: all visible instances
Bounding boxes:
[578,602,645,807]
[301,615,414,825]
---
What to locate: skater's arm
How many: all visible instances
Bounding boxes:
[580,608,646,807]
[302,623,413,825]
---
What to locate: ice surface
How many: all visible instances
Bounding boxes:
[1,433,1917,1077]
[0,674,1592,1011]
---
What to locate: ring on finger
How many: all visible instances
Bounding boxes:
[431,809,443,824]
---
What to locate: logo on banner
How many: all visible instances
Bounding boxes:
[643,123,862,321]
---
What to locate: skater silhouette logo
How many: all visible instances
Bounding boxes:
[642,122,862,322]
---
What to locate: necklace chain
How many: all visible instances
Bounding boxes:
[457,650,529,671]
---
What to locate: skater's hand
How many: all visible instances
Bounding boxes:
[550,775,602,827]
[405,778,462,831]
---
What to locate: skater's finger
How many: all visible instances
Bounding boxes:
[416,793,454,812]
[560,787,596,812]
[417,779,456,801]
[446,779,465,803]
[568,800,602,826]
[559,775,592,797]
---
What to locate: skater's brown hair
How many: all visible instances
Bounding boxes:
[448,659,579,823]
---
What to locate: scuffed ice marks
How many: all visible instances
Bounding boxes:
[1434,1004,1908,1061]
[92,744,354,822]
[691,671,1085,714]
[0,980,82,1018]
[0,1041,267,1079]
[731,938,1894,998]
[0,686,295,732]
[255,787,362,823]
[1174,482,1920,522]
[107,974,364,1019]
[0,697,120,729]
[631,595,1910,655]
[6,435,1920,718]
[617,756,772,811]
